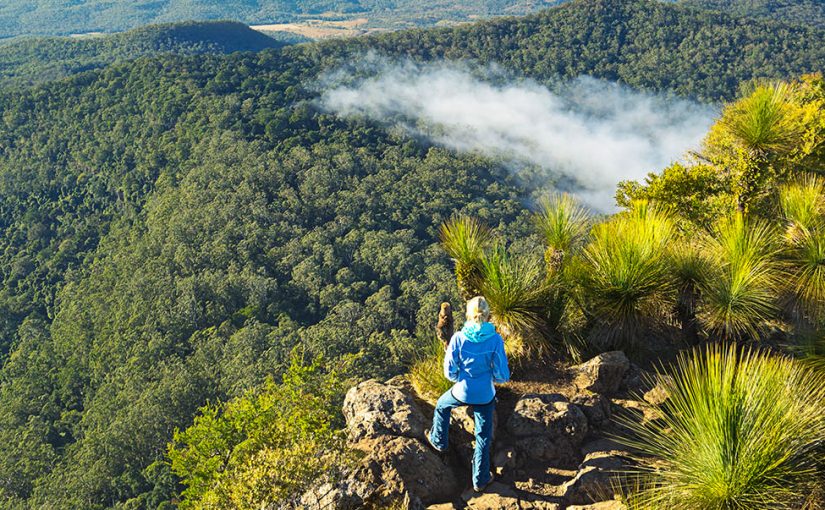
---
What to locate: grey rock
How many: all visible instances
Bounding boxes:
[571,393,612,429]
[343,379,427,442]
[573,352,630,395]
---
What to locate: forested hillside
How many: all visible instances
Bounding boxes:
[0,0,822,507]
[0,21,287,88]
[0,0,566,39]
[680,0,825,27]
[2,0,823,97]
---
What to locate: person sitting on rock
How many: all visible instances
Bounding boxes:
[425,295,510,493]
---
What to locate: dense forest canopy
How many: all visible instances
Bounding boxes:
[0,21,290,89]
[680,0,825,27]
[0,0,822,507]
[0,0,566,39]
[0,0,822,39]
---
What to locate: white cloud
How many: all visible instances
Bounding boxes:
[319,59,717,210]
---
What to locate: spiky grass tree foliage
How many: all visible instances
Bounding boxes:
[779,176,825,322]
[533,193,591,273]
[698,214,782,341]
[479,246,549,358]
[440,216,492,300]
[669,239,709,344]
[720,82,804,156]
[573,201,677,349]
[620,344,825,510]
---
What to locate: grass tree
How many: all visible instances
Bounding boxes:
[668,238,709,344]
[697,213,782,341]
[439,215,492,300]
[572,201,677,349]
[779,176,825,323]
[620,344,825,510]
[532,193,591,346]
[711,81,807,211]
[532,193,591,274]
[479,245,549,358]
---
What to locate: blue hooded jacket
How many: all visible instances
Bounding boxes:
[443,321,510,404]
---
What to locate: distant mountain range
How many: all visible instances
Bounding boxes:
[0,0,821,39]
[0,21,290,88]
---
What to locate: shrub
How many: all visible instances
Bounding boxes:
[479,246,549,358]
[620,344,825,510]
[440,216,492,300]
[698,213,782,340]
[167,355,351,509]
[572,201,677,349]
[409,336,452,401]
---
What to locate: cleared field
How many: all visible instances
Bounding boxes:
[250,17,383,39]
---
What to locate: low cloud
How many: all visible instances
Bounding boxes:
[319,59,717,210]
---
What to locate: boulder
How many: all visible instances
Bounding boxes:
[571,393,612,430]
[506,393,588,467]
[351,435,460,505]
[567,502,627,510]
[573,352,630,395]
[343,379,427,442]
[560,452,627,505]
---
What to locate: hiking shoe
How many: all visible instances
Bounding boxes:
[473,473,494,493]
[424,428,446,453]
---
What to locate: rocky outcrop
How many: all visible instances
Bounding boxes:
[572,352,630,395]
[343,378,427,442]
[507,393,589,468]
[305,351,653,510]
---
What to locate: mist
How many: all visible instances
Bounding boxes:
[318,60,718,210]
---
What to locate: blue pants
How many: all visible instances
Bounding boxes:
[428,389,494,489]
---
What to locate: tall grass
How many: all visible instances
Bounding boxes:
[573,201,677,348]
[698,213,782,341]
[479,246,549,357]
[533,193,591,273]
[409,336,452,401]
[619,344,825,510]
[440,216,493,300]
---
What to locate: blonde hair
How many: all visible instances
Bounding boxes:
[465,296,491,324]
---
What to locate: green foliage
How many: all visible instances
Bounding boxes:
[532,193,590,272]
[698,214,782,340]
[0,21,286,88]
[617,163,733,230]
[479,246,549,357]
[167,355,351,509]
[621,74,825,219]
[440,216,493,300]
[721,82,806,156]
[779,176,825,321]
[681,0,825,27]
[409,336,453,400]
[572,201,677,348]
[620,344,825,510]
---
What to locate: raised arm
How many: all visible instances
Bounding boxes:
[492,335,510,384]
[443,334,461,383]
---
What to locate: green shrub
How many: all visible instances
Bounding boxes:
[167,355,351,509]
[479,246,549,358]
[440,216,493,300]
[409,336,452,401]
[572,201,677,349]
[620,344,825,510]
[698,213,782,340]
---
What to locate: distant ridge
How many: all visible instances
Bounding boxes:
[0,21,286,88]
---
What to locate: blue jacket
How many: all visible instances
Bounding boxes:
[443,321,510,404]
